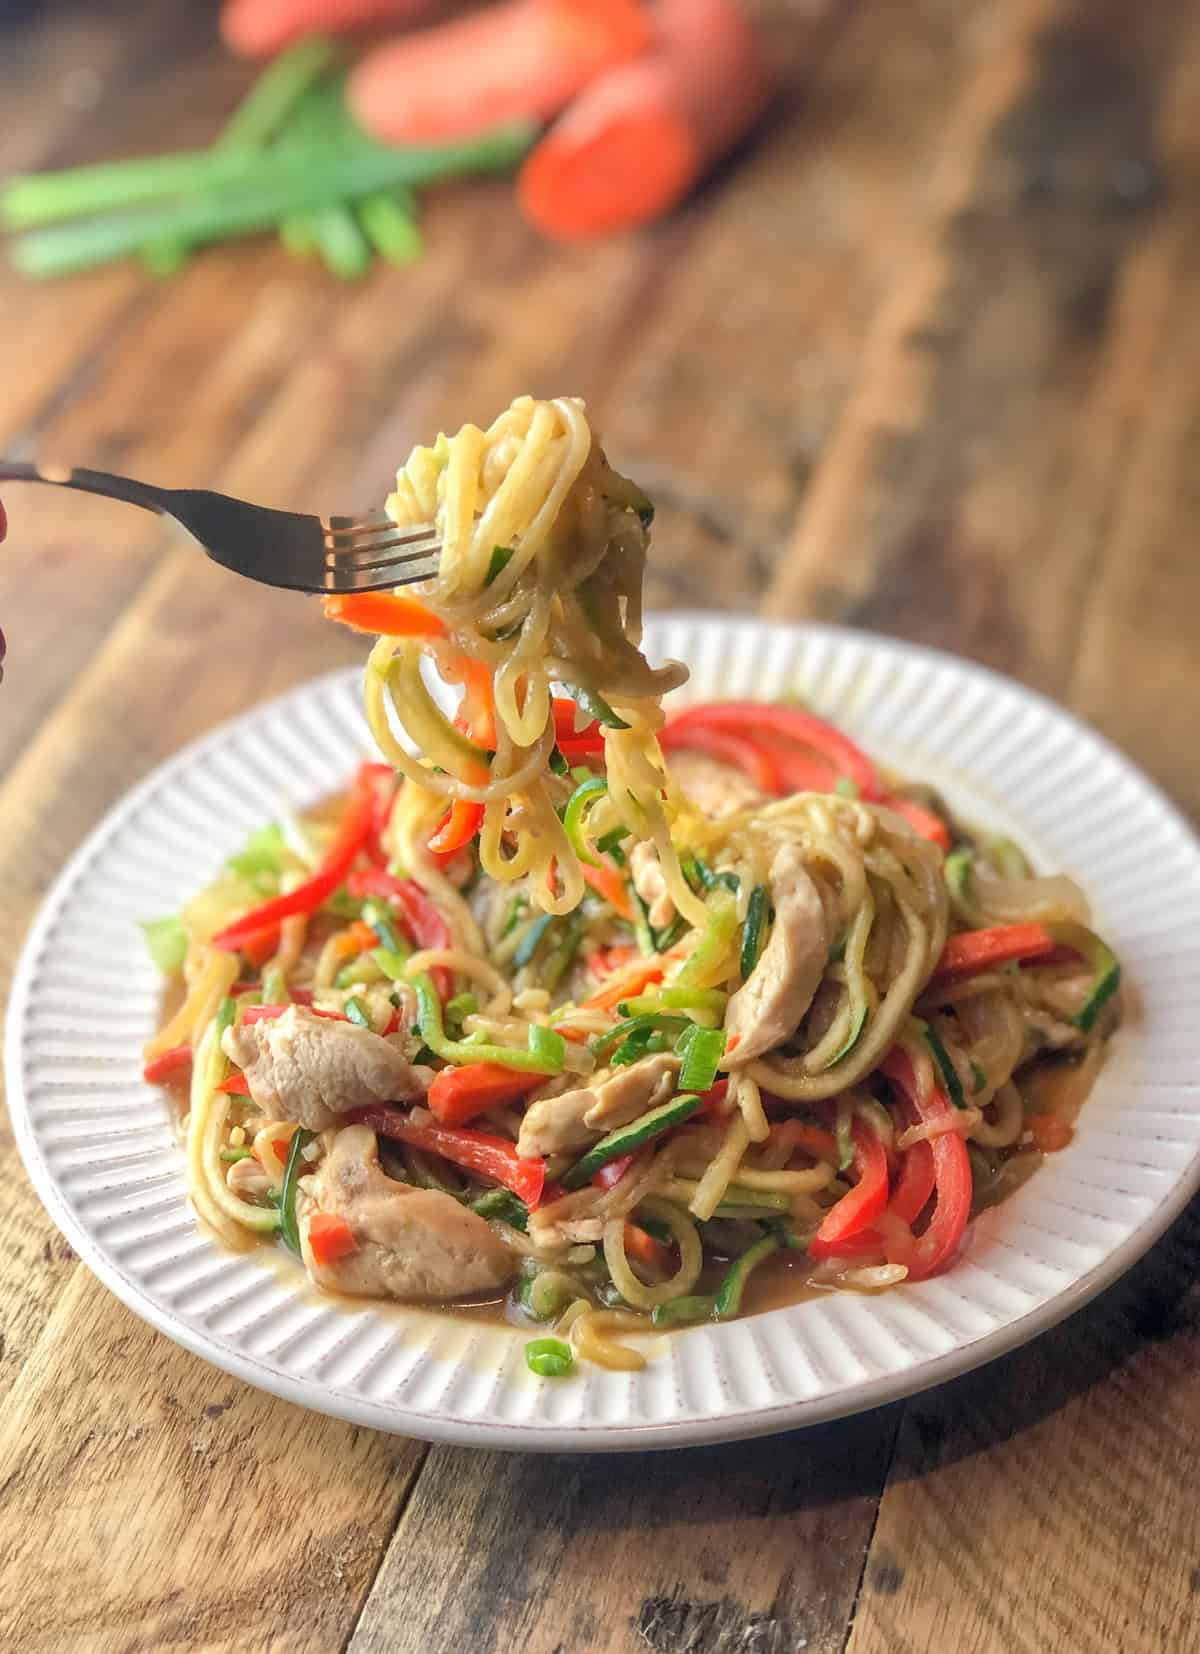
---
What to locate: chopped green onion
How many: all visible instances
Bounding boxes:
[344,996,371,1029]
[279,1127,315,1255]
[675,890,740,988]
[590,1013,690,1064]
[485,544,515,584]
[444,992,479,1024]
[524,1337,574,1378]
[595,827,628,862]
[528,1024,566,1069]
[310,200,371,278]
[561,685,629,729]
[226,823,286,886]
[676,1025,727,1093]
[221,37,339,152]
[739,885,768,980]
[6,124,535,277]
[140,915,188,975]
[412,972,563,1073]
[562,777,608,868]
[215,996,238,1035]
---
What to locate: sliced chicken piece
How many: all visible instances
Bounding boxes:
[222,1005,430,1132]
[301,1124,515,1301]
[582,1053,679,1128]
[516,1053,681,1159]
[630,841,675,930]
[668,752,767,820]
[724,844,829,1064]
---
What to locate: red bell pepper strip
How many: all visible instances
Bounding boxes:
[889,1138,936,1225]
[217,1072,252,1096]
[142,1044,194,1085]
[351,1107,546,1207]
[880,1049,971,1280]
[212,767,378,952]
[359,761,398,865]
[240,924,282,967]
[586,944,636,980]
[307,1211,359,1266]
[429,799,486,856]
[427,1062,543,1127]
[592,1151,637,1190]
[552,696,605,755]
[661,702,882,800]
[807,1117,890,1259]
[932,922,1058,982]
[240,1004,349,1024]
[623,1223,673,1273]
[660,724,784,793]
[345,865,454,1001]
[880,794,951,850]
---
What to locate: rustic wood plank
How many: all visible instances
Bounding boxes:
[0,1268,427,1654]
[763,0,1179,706]
[846,1198,1200,1654]
[811,4,1200,1650]
[348,1409,903,1654]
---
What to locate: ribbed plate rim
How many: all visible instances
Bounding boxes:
[7,616,1200,1452]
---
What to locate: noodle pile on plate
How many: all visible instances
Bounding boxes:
[141,396,1122,1379]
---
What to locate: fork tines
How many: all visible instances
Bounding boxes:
[321,512,441,587]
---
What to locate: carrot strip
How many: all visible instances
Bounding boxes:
[307,1211,359,1265]
[322,591,444,638]
[581,861,633,920]
[933,923,1058,981]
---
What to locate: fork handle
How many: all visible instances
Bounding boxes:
[0,460,170,516]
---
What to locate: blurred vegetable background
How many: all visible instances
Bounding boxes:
[0,0,772,278]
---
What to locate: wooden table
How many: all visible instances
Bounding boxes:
[2,1,1198,1648]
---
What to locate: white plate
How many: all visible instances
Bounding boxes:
[8,618,1200,1451]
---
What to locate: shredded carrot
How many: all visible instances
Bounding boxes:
[578,955,667,1014]
[581,861,633,920]
[335,919,380,960]
[322,591,444,638]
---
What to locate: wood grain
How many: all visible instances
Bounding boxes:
[1,0,1199,1649]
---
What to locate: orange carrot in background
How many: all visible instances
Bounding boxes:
[350,0,652,145]
[222,0,435,57]
[518,0,770,240]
